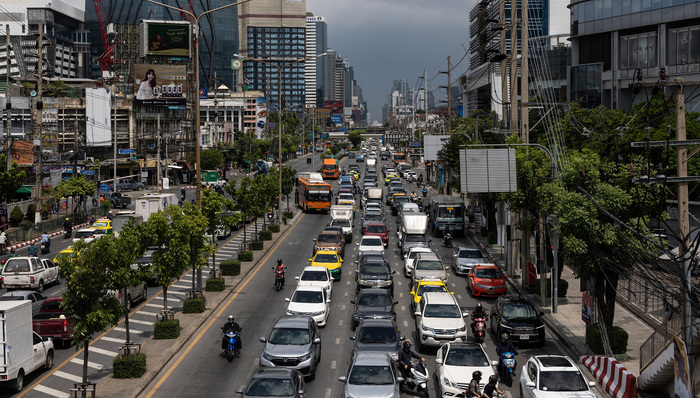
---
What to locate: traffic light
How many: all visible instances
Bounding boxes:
[307,158,312,164]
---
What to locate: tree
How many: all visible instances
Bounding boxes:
[252,172,279,229]
[281,166,297,211]
[60,237,124,384]
[201,189,236,275]
[0,154,27,203]
[348,130,363,148]
[52,176,96,215]
[227,177,256,245]
[186,149,224,171]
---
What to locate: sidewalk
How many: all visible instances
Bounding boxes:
[470,233,655,377]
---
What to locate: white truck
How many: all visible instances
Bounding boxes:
[398,213,430,256]
[1,257,60,293]
[366,158,377,169]
[362,188,383,209]
[329,205,354,242]
[135,193,178,222]
[0,301,55,392]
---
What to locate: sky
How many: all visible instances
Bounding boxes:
[306,0,471,125]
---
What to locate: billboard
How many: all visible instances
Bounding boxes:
[85,87,112,146]
[140,21,191,57]
[134,64,187,106]
[255,97,267,139]
[11,140,34,166]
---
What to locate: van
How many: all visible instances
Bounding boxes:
[362,188,383,209]
[135,193,178,222]
[397,213,429,255]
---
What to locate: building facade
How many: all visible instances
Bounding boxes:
[305,13,327,109]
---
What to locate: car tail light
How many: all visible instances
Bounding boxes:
[63,320,68,332]
[118,291,122,300]
[0,277,3,284]
[30,276,35,284]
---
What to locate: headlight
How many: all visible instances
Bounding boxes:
[309,311,325,316]
[442,377,459,389]
[262,352,274,360]
[298,353,311,362]
[286,310,295,316]
[421,324,433,333]
[376,280,392,286]
[457,325,466,332]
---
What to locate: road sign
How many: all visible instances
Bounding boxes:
[99,184,111,192]
[410,142,421,147]
[118,148,134,155]
[83,170,95,175]
[199,87,208,99]
[330,114,342,123]
[231,59,242,70]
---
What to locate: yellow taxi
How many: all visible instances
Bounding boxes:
[409,278,451,313]
[384,173,398,186]
[90,219,113,235]
[349,170,360,180]
[309,250,344,281]
[53,247,78,264]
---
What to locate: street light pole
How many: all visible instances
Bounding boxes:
[145,0,254,208]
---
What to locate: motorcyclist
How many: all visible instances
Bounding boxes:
[181,187,186,198]
[443,226,453,246]
[221,315,242,356]
[0,231,8,253]
[27,243,38,257]
[466,371,483,398]
[482,374,506,398]
[89,215,97,226]
[274,259,286,287]
[417,174,423,185]
[422,184,428,197]
[40,232,51,251]
[410,191,418,202]
[471,303,487,334]
[496,333,518,375]
[63,218,72,235]
[398,341,425,378]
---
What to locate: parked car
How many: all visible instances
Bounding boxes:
[285,286,331,327]
[490,294,545,346]
[295,266,333,299]
[260,316,322,380]
[1,257,60,293]
[338,351,402,398]
[519,355,597,398]
[351,318,403,354]
[0,290,46,317]
[351,289,397,331]
[467,263,507,297]
[452,246,486,276]
[435,342,498,397]
[235,368,306,398]
[115,179,145,192]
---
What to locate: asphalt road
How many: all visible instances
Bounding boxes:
[138,156,571,398]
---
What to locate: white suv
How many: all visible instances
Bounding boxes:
[414,292,468,351]
[520,355,596,398]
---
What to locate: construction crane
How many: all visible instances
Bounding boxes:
[94,0,116,78]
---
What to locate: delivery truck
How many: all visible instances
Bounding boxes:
[135,193,178,222]
[0,301,55,392]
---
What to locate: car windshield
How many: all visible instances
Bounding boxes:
[317,234,340,243]
[405,235,427,243]
[502,303,538,319]
[361,263,390,275]
[358,293,392,306]
[3,258,31,272]
[301,271,328,281]
[92,222,109,228]
[0,295,26,301]
[245,378,294,396]
[407,251,426,259]
[394,196,409,204]
[308,190,331,202]
[54,252,76,262]
[445,347,490,366]
[339,194,354,201]
[362,238,383,247]
[74,231,95,238]
[475,268,502,279]
[358,326,397,344]
[292,290,323,304]
[416,285,447,296]
[416,260,443,270]
[366,225,387,233]
[539,371,589,392]
[268,327,311,345]
[314,254,338,263]
[348,365,395,385]
[424,304,461,318]
[437,206,463,218]
[459,250,483,259]
[332,220,350,227]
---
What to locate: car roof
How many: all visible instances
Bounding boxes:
[302,266,328,273]
[357,318,396,328]
[0,290,39,297]
[473,263,498,269]
[500,294,533,305]
[422,292,458,304]
[76,227,98,232]
[457,246,482,252]
[533,355,579,370]
[416,252,440,260]
[274,315,313,329]
[315,250,339,255]
[352,350,393,366]
[250,367,298,378]
[416,279,446,287]
[360,236,383,243]
[357,288,391,296]
[365,222,387,227]
[293,285,325,293]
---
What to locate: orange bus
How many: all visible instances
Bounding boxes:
[297,177,333,212]
[323,158,340,179]
[393,152,406,165]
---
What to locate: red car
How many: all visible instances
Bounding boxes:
[363,223,390,247]
[467,264,507,297]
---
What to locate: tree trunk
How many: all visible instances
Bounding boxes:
[192,267,196,291]
[162,286,168,311]
[594,269,619,329]
[82,344,89,384]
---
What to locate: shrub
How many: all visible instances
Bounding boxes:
[487,230,497,244]
[154,319,180,339]
[586,325,628,354]
[113,353,147,378]
[9,206,23,225]
[205,277,225,292]
[283,211,294,219]
[238,251,253,261]
[220,260,241,276]
[260,230,272,240]
[533,278,569,297]
[269,224,281,233]
[251,241,264,250]
[183,297,206,313]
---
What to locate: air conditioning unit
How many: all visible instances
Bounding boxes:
[86,157,95,163]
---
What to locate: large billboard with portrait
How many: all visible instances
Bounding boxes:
[140,21,191,57]
[133,64,187,106]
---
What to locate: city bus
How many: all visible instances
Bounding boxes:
[297,177,333,212]
[393,152,406,165]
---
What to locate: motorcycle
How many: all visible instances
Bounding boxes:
[410,194,418,203]
[499,351,517,385]
[221,328,240,363]
[40,241,50,255]
[401,360,429,398]
[472,316,487,343]
[422,188,427,197]
[273,268,285,291]
[64,228,72,239]
[443,232,453,248]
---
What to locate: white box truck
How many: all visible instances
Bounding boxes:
[366,158,377,169]
[0,301,54,392]
[135,193,178,222]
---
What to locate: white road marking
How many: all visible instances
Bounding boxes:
[336,338,341,345]
[113,327,145,334]
[457,295,463,299]
[397,281,402,286]
[170,284,191,289]
[33,384,70,398]
[399,293,404,298]
[70,357,104,370]
[401,306,406,311]
[341,305,346,311]
[404,321,409,327]
[88,346,117,357]
[346,280,350,285]
[144,303,169,309]
[331,360,337,369]
[99,336,124,343]
[344,292,348,297]
[338,319,343,326]
[127,319,154,326]
[54,370,83,383]
[325,388,332,398]
[135,311,160,317]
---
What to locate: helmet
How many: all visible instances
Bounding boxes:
[228,315,234,323]
[402,341,411,350]
[489,374,499,384]
[65,218,69,221]
[476,303,482,310]
[277,258,283,265]
[472,371,482,380]
[500,333,510,343]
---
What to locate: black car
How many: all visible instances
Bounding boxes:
[236,368,306,398]
[351,318,404,355]
[354,250,385,266]
[355,259,395,295]
[489,294,545,346]
[351,289,398,330]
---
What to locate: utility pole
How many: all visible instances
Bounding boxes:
[157,114,162,193]
[439,56,452,135]
[509,0,518,130]
[33,23,44,225]
[214,72,219,143]
[4,25,11,171]
[500,0,508,124]
[520,0,532,288]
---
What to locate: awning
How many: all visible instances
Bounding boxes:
[15,186,32,194]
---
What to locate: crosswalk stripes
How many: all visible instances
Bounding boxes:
[53,370,83,383]
[99,336,124,344]
[88,346,117,357]
[69,358,104,370]
[33,384,70,398]
[112,326,146,334]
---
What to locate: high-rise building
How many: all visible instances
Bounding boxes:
[84,0,239,89]
[326,49,346,104]
[305,13,327,109]
[238,0,306,112]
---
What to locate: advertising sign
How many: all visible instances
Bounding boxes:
[674,336,692,398]
[581,292,593,325]
[141,21,191,57]
[330,114,342,124]
[199,87,208,99]
[255,97,267,139]
[85,87,112,146]
[134,64,187,106]
[11,140,33,165]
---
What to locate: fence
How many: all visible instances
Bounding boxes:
[618,270,680,323]
[639,313,682,371]
[3,205,109,244]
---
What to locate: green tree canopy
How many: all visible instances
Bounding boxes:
[186,149,224,171]
[52,176,96,199]
[0,154,27,203]
[348,130,364,148]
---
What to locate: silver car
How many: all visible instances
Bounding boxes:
[338,351,402,398]
[452,246,486,275]
[260,316,322,380]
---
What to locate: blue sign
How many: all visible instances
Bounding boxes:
[99,184,111,192]
[118,148,134,155]
[410,142,421,147]
[199,87,208,99]
[83,170,95,175]
[147,144,155,149]
[339,128,348,132]
[330,114,342,123]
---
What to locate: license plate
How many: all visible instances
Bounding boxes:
[520,335,530,340]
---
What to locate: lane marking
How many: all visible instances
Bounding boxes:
[338,319,344,326]
[88,347,116,357]
[127,319,154,326]
[404,321,409,327]
[32,385,69,398]
[331,360,337,369]
[69,358,104,370]
[335,338,341,345]
[99,336,124,343]
[113,327,145,334]
[325,388,332,398]
[399,293,403,298]
[53,370,82,383]
[401,306,406,311]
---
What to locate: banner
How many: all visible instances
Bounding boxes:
[142,21,191,57]
[256,97,267,139]
[85,87,112,146]
[134,64,187,106]
[674,336,692,398]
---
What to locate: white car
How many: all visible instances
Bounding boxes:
[519,355,597,398]
[403,247,434,277]
[356,236,385,260]
[295,266,333,299]
[285,285,331,327]
[435,342,498,397]
[414,292,469,350]
[72,228,107,243]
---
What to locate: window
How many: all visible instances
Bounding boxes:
[620,32,657,69]
[668,26,700,70]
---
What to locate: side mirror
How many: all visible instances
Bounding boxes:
[295,276,300,280]
[588,381,596,387]
[308,258,313,262]
[313,337,321,344]
[326,298,331,303]
[397,376,405,383]
[350,300,356,304]
[297,389,305,395]
[463,312,470,318]
[259,337,266,343]
[349,336,356,341]
[399,335,405,341]
[338,376,347,383]
[312,239,317,242]
[538,311,545,317]
[526,381,536,388]
[435,357,443,365]
[391,270,396,274]
[414,311,421,317]
[235,388,243,394]
[394,301,399,305]
[491,360,499,366]
[284,298,290,302]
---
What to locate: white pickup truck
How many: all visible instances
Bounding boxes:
[1,257,60,293]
